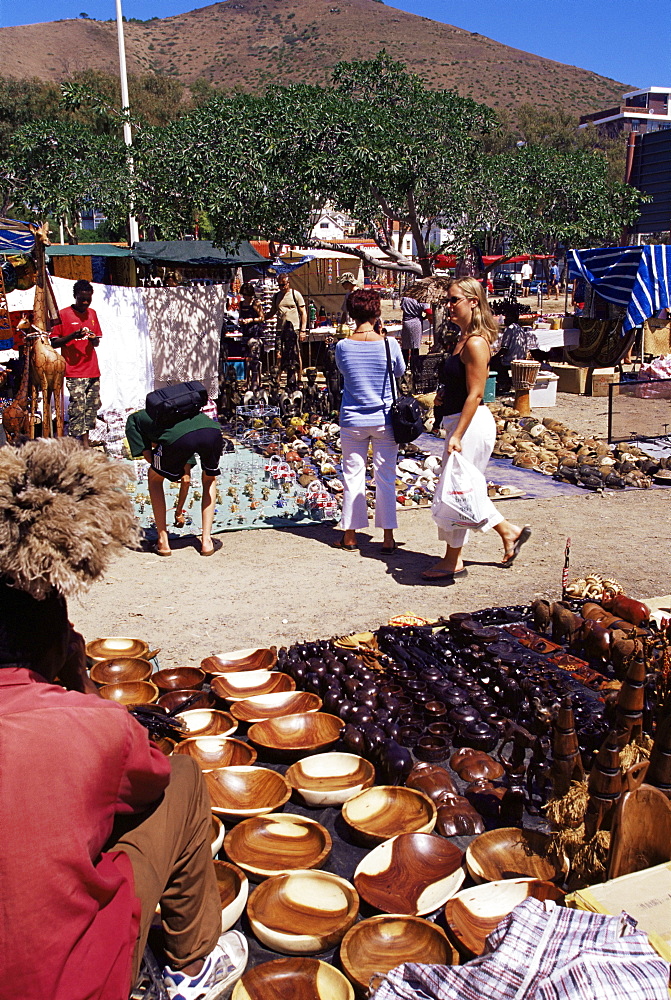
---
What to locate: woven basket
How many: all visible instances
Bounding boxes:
[511,359,541,391]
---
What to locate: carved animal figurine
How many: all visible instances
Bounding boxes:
[611,637,642,677]
[1,343,32,443]
[302,367,322,415]
[527,736,553,814]
[498,721,534,778]
[27,326,65,437]
[551,602,584,645]
[580,619,612,662]
[604,594,651,627]
[531,598,552,634]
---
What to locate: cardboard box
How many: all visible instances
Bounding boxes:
[550,363,588,394]
[590,368,618,397]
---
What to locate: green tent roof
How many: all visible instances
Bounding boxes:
[131,240,270,268]
[46,243,132,257]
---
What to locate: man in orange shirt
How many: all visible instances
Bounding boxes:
[51,279,103,447]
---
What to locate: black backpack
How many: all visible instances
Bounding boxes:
[145,381,208,427]
[384,339,425,444]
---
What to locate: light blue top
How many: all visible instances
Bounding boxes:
[336,337,406,427]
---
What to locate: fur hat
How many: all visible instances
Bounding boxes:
[0,438,140,599]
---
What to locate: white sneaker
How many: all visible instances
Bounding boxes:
[163,930,248,1000]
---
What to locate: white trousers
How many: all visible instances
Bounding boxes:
[437,406,503,548]
[340,424,398,531]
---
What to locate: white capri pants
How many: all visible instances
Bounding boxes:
[339,424,398,531]
[437,406,503,548]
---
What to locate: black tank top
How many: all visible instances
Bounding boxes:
[440,348,488,413]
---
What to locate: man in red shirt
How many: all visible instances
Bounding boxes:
[51,279,103,447]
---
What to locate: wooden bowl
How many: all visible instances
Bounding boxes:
[157,689,214,713]
[99,680,159,706]
[444,878,565,957]
[232,958,354,1000]
[247,870,359,953]
[340,914,455,994]
[153,667,205,693]
[224,813,332,880]
[354,833,464,915]
[174,737,257,771]
[205,766,291,819]
[86,637,154,663]
[90,657,152,685]
[202,646,277,674]
[247,713,344,758]
[342,786,437,846]
[175,709,237,738]
[466,828,569,884]
[286,752,375,807]
[231,691,322,724]
[213,860,249,931]
[212,670,296,703]
[211,815,225,857]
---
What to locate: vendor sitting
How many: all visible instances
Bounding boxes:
[126,399,224,557]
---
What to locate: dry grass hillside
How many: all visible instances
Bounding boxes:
[0,0,632,113]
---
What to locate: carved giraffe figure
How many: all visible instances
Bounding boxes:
[1,340,32,443]
[27,326,66,437]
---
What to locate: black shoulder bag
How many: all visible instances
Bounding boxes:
[384,337,425,444]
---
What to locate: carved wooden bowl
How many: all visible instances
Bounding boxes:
[286,752,375,807]
[354,833,465,915]
[174,736,257,771]
[205,765,291,819]
[153,667,205,693]
[157,689,214,713]
[231,691,322,724]
[247,713,344,758]
[211,815,225,857]
[247,870,359,953]
[224,813,332,880]
[212,670,296,703]
[99,680,159,706]
[86,637,153,663]
[466,828,569,884]
[213,860,249,931]
[175,709,237,738]
[340,914,456,994]
[90,657,152,686]
[342,786,437,846]
[444,878,565,957]
[202,646,278,675]
[232,958,354,1000]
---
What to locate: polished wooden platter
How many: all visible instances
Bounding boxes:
[286,752,375,807]
[213,859,249,931]
[466,827,568,883]
[202,646,277,674]
[232,957,354,1000]
[224,812,332,880]
[204,765,291,819]
[444,878,565,957]
[231,691,322,724]
[247,870,359,953]
[354,833,464,915]
[247,712,344,758]
[342,786,436,846]
[90,657,152,685]
[174,736,257,771]
[152,667,205,692]
[99,680,158,705]
[340,914,456,994]
[86,637,155,663]
[174,709,237,738]
[211,670,295,703]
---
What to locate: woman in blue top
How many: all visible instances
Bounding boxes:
[334,288,405,553]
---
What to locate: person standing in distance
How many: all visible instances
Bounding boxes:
[51,279,103,448]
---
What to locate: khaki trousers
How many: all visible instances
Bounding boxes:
[107,755,221,985]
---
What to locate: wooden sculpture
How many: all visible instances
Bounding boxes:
[1,342,32,443]
[27,326,65,437]
[583,730,622,839]
[551,696,584,797]
[608,760,671,879]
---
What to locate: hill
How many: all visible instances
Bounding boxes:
[0,0,632,114]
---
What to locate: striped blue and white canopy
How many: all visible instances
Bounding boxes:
[568,245,671,332]
[0,217,35,256]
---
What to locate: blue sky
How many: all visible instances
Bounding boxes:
[1,0,669,89]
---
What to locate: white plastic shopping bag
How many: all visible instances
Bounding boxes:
[431,452,490,530]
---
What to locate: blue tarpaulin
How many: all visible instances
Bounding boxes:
[568,245,671,331]
[0,218,35,256]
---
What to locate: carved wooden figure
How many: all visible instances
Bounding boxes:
[551,696,584,797]
[584,731,622,839]
[1,341,32,443]
[27,327,65,437]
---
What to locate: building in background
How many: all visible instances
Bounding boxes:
[580,86,671,138]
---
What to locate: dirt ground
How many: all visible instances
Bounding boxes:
[70,393,671,668]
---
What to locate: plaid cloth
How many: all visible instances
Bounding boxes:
[371,898,669,1000]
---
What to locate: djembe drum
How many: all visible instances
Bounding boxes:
[511,359,541,416]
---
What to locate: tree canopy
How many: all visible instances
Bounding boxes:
[4,54,642,267]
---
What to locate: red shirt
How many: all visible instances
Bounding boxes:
[0,668,171,1000]
[53,305,103,378]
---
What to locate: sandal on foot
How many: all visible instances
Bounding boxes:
[421,567,467,581]
[332,534,358,551]
[381,542,396,554]
[200,538,223,557]
[152,543,172,557]
[502,525,532,567]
